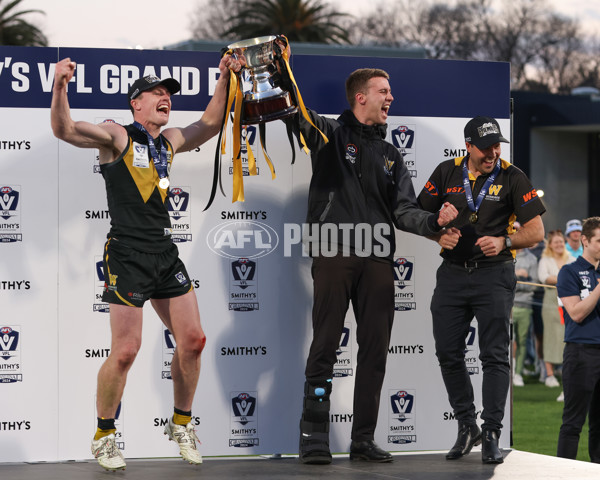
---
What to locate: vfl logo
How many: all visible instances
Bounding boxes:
[345,144,358,164]
[488,184,502,196]
[241,126,257,153]
[94,258,110,313]
[164,328,176,350]
[232,393,256,425]
[96,260,105,283]
[0,326,19,360]
[464,324,479,375]
[134,145,146,155]
[207,221,279,259]
[336,326,350,355]
[394,258,414,289]
[465,325,476,352]
[582,276,591,289]
[390,391,414,422]
[168,188,190,219]
[162,328,176,380]
[0,186,19,220]
[174,272,188,285]
[392,126,415,150]
[232,258,256,289]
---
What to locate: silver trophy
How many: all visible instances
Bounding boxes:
[228,35,298,125]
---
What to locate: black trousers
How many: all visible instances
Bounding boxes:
[431,260,515,431]
[304,255,394,442]
[557,343,600,462]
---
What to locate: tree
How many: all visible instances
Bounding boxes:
[0,0,47,47]
[191,0,351,44]
[190,0,240,41]
[351,0,599,93]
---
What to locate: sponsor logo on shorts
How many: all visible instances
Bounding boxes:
[174,272,188,285]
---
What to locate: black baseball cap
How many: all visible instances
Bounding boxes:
[127,75,181,102]
[464,116,509,150]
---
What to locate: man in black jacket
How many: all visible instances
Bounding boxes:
[294,67,457,464]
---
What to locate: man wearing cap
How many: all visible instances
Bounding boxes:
[418,116,545,463]
[565,219,584,258]
[51,54,242,471]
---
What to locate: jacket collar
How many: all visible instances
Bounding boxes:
[339,110,387,139]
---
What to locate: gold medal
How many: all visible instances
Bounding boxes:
[469,212,478,224]
[159,177,170,189]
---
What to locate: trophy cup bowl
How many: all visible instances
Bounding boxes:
[228,35,298,125]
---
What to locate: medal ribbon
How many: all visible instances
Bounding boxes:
[462,157,501,216]
[133,121,168,181]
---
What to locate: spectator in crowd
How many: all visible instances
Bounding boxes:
[565,219,583,258]
[512,222,539,387]
[538,230,575,388]
[523,238,546,378]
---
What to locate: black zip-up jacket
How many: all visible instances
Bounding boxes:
[294,109,441,260]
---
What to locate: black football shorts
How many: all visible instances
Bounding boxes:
[101,238,193,308]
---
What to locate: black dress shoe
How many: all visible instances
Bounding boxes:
[350,440,393,462]
[481,429,504,464]
[446,423,482,460]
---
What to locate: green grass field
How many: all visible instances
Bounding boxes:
[512,377,590,462]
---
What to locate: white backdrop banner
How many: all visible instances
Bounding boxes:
[0,45,511,462]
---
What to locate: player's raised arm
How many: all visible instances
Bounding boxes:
[164,54,243,153]
[51,58,122,151]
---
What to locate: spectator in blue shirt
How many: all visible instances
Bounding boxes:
[565,219,583,258]
[556,216,600,463]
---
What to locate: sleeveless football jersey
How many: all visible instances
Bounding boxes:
[100,124,174,252]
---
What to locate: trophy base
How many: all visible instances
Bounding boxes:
[242,92,298,125]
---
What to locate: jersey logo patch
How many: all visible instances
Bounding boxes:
[423,180,439,196]
[345,144,357,164]
[132,142,150,168]
[383,155,394,176]
[488,184,503,196]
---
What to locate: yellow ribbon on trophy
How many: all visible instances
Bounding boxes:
[277,36,329,154]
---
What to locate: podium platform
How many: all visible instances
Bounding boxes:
[2,449,599,480]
